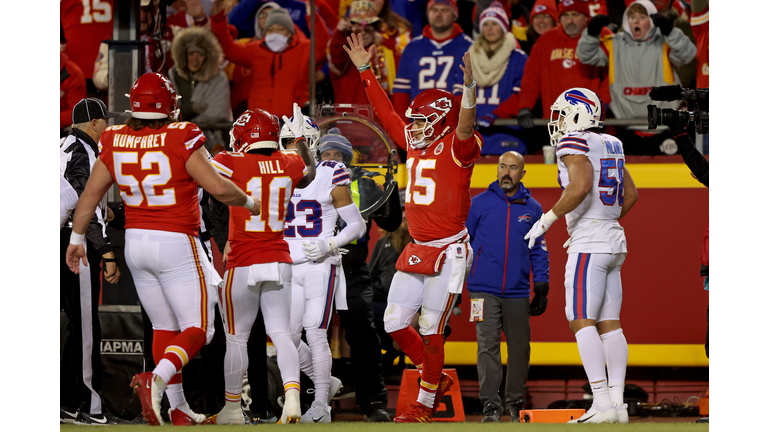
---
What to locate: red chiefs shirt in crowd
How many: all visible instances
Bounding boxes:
[518,25,611,117]
[690,5,709,88]
[211,150,306,269]
[61,52,86,129]
[99,121,206,236]
[61,0,114,80]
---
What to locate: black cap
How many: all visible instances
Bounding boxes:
[72,98,119,124]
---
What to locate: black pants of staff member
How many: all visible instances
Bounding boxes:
[337,270,388,415]
[61,227,105,416]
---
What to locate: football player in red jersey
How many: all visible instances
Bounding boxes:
[65,72,260,426]
[206,106,317,425]
[345,33,483,423]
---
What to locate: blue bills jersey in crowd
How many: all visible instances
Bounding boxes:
[475,48,528,155]
[392,33,473,101]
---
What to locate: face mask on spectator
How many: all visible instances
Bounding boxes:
[264,33,289,52]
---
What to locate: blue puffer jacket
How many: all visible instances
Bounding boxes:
[466,181,549,298]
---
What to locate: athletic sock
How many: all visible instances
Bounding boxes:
[389,327,425,370]
[305,328,331,404]
[574,326,610,407]
[601,328,628,405]
[153,327,206,384]
[416,334,444,409]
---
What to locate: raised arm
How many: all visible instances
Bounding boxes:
[456,51,477,141]
[344,32,407,150]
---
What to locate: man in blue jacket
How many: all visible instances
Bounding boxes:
[466,151,549,423]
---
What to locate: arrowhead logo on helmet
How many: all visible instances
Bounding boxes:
[404,89,459,150]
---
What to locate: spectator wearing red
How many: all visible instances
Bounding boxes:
[93,0,185,91]
[690,0,708,88]
[516,0,558,55]
[166,0,210,31]
[328,1,401,104]
[61,52,87,132]
[516,0,611,129]
[210,3,331,118]
[223,2,280,119]
[60,0,113,83]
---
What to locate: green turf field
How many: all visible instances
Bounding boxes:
[61,422,708,431]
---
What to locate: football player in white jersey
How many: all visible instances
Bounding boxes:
[524,88,639,424]
[281,111,366,423]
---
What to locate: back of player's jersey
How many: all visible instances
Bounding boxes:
[284,160,350,263]
[99,122,206,236]
[212,150,306,268]
[555,131,626,226]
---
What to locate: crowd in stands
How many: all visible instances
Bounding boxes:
[61,0,708,151]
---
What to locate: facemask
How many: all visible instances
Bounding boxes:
[264,33,289,52]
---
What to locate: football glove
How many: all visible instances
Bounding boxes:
[524,210,558,249]
[302,238,338,260]
[281,103,306,139]
[517,108,535,129]
[528,282,549,316]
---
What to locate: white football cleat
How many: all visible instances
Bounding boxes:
[300,401,332,424]
[614,403,629,423]
[207,406,246,425]
[567,404,619,424]
[328,376,343,405]
[281,389,302,424]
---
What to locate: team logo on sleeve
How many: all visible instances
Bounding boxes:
[408,255,422,266]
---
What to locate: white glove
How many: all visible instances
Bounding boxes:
[302,238,338,260]
[281,103,305,139]
[524,210,559,249]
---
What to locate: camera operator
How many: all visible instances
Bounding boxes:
[670,121,708,363]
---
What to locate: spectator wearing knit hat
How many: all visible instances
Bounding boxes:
[470,1,530,155]
[577,0,696,155]
[391,0,473,120]
[210,2,331,118]
[516,0,611,137]
[473,0,532,39]
[517,0,559,55]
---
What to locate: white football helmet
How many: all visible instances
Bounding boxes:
[279,115,320,155]
[548,87,605,146]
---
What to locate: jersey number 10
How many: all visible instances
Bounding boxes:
[245,176,292,232]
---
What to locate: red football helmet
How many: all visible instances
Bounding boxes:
[230,109,281,153]
[404,89,460,149]
[129,73,180,120]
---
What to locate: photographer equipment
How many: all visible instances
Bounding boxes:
[647,85,708,134]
